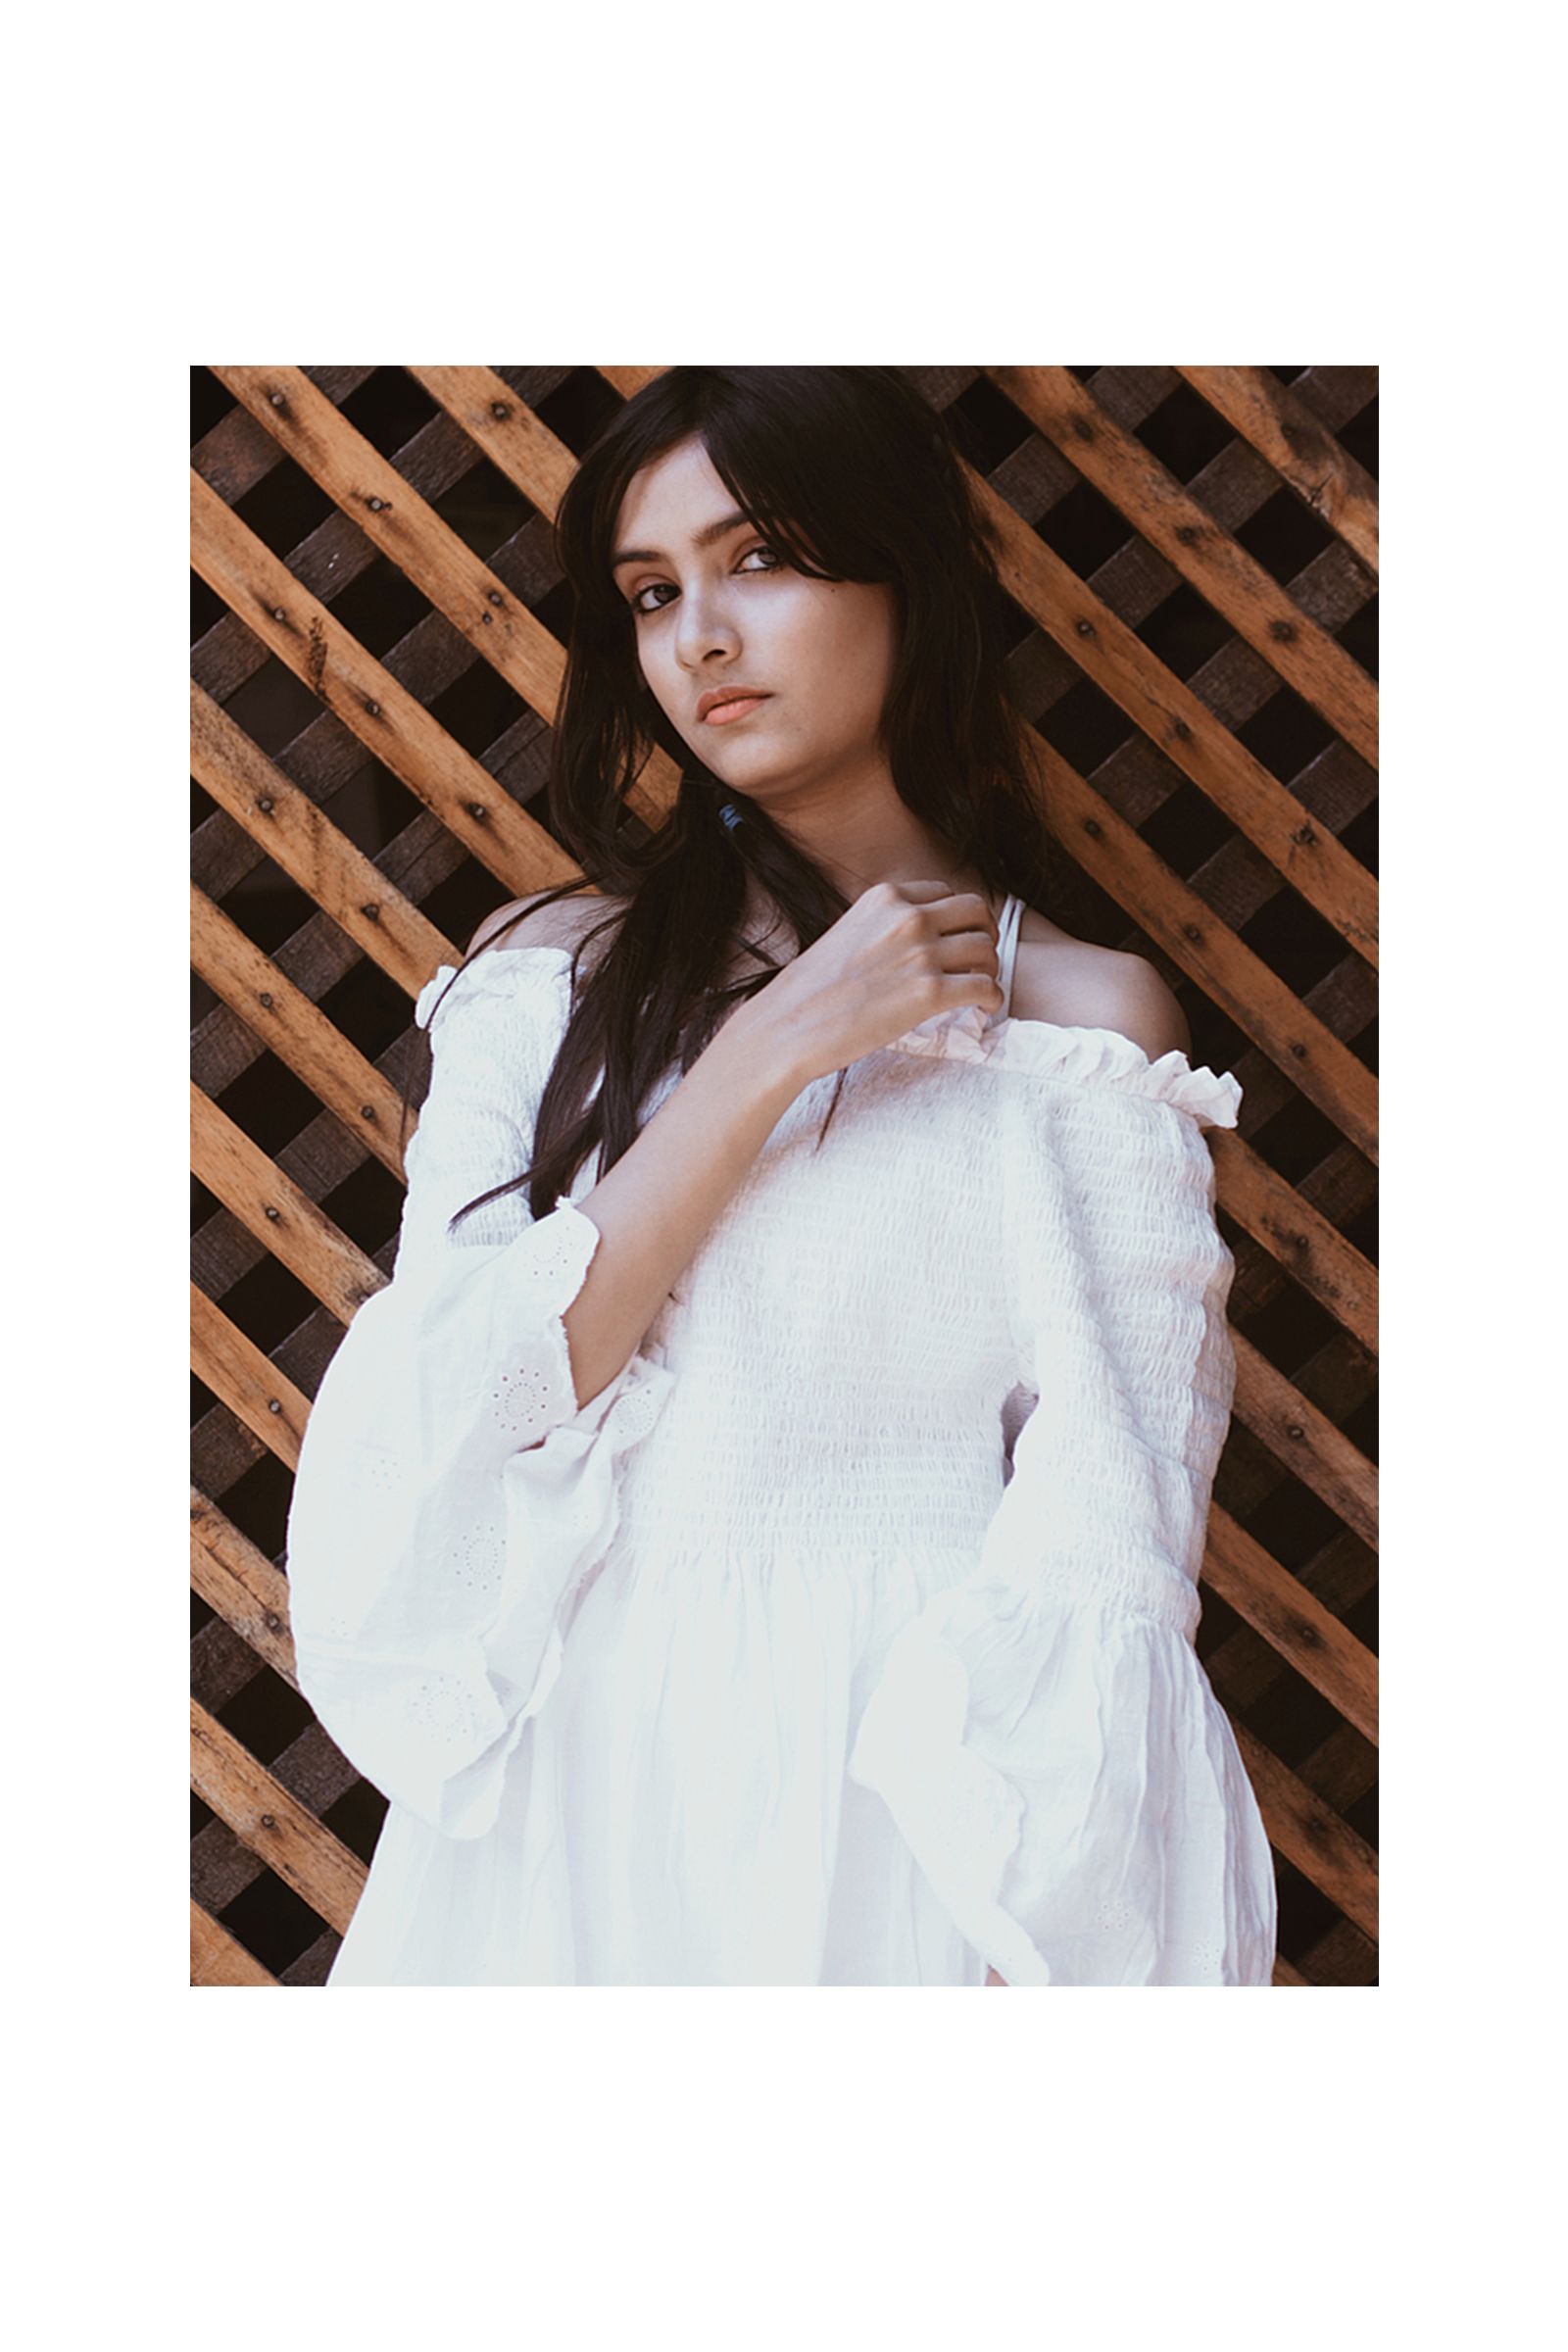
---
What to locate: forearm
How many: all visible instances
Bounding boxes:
[561,1001,807,1413]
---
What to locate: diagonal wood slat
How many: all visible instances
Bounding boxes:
[191,1082,384,1328]
[1175,367,1379,578]
[190,679,457,995]
[191,1487,298,1690]
[190,467,584,891]
[191,1283,310,1469]
[191,1698,367,1935]
[1019,727,1378,1161]
[972,466,1377,966]
[992,366,1379,769]
[191,1899,278,1986]
[405,363,580,521]
[210,364,678,829]
[191,882,409,1177]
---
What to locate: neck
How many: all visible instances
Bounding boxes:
[735,764,990,933]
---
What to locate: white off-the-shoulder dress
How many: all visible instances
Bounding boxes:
[284,893,1278,1984]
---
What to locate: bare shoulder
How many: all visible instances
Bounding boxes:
[1011,908,1193,1060]
[466,887,629,961]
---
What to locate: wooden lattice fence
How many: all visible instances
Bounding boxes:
[190,364,1377,1987]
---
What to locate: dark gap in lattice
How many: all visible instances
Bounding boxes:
[1343,1587,1378,1653]
[192,777,220,830]
[318,955,420,1081]
[325,550,436,662]
[1238,877,1349,998]
[223,652,324,761]
[191,567,226,642]
[1248,1087,1362,1192]
[1267,367,1309,384]
[1344,1198,1376,1265]
[1352,1013,1377,1075]
[1134,580,1235,682]
[536,368,627,459]
[1237,1273,1346,1390]
[533,568,578,660]
[219,1865,328,1979]
[1275,1851,1343,1959]
[219,1247,319,1359]
[1195,1586,1243,1658]
[1343,1787,1377,1848]
[428,451,540,560]
[425,650,533,762]
[423,857,514,962]
[1236,682,1338,786]
[339,368,442,456]
[1342,1393,1377,1463]
[219,844,324,960]
[1034,675,1139,778]
[192,1371,220,1425]
[1130,380,1236,484]
[1236,1453,1346,1573]
[322,1778,389,1867]
[192,1790,217,1838]
[221,1446,294,1563]
[216,1046,330,1160]
[1037,839,1142,956]
[191,1173,221,1233]
[1336,592,1378,680]
[1339,801,1376,875]
[945,375,1041,477]
[233,444,339,560]
[191,367,234,441]
[316,1152,407,1265]
[1136,774,1237,876]
[1339,394,1378,480]
[1032,473,1138,579]
[1232,486,1340,589]
[218,1651,314,1764]
[1260,1664,1358,1774]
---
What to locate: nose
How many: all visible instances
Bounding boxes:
[673,575,743,674]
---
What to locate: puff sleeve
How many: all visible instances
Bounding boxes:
[846,1053,1277,1986]
[284,955,674,1842]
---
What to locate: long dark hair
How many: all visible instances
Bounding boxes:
[415,367,1051,1230]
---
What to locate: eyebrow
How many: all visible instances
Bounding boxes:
[610,509,756,571]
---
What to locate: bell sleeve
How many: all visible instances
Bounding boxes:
[846,1053,1276,1986]
[284,956,675,1843]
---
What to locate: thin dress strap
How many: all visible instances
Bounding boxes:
[992,893,1024,1023]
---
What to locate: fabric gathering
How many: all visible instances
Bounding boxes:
[283,892,1279,1985]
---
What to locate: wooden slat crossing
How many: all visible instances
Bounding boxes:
[192,364,1378,1984]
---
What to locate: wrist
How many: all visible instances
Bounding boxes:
[711,994,814,1106]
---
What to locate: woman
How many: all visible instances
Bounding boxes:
[285,366,1278,1985]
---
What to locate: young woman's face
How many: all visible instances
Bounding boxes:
[611,434,900,812]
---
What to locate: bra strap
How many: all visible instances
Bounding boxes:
[994,893,1024,1021]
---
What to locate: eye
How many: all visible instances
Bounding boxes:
[629,543,783,617]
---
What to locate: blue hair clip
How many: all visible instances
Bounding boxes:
[718,800,745,833]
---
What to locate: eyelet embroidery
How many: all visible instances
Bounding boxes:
[407,1672,489,1752]
[491,1361,557,1439]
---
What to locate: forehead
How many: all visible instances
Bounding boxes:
[613,435,733,549]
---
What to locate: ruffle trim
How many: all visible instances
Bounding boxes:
[415,949,572,1036]
[414,948,1242,1128]
[847,1594,1051,1987]
[886,1003,1243,1129]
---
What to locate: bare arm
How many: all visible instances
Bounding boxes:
[564,997,806,1411]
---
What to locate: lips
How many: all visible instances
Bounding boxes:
[698,688,772,723]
